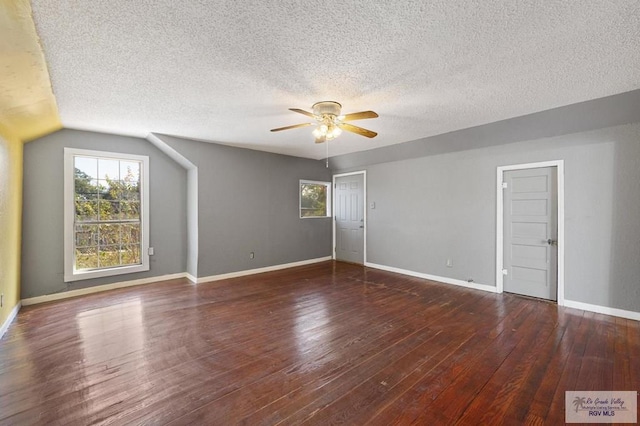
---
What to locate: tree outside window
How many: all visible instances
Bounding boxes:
[300,180,331,218]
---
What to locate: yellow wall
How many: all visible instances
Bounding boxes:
[0,0,60,329]
[0,128,23,327]
[1,0,61,142]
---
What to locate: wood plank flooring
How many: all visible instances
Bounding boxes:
[1,261,638,425]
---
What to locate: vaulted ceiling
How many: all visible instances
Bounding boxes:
[28,1,640,158]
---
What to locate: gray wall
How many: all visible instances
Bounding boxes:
[331,88,640,171]
[334,123,640,313]
[22,129,188,298]
[156,135,332,278]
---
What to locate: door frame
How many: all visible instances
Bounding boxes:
[496,160,565,305]
[332,170,367,264]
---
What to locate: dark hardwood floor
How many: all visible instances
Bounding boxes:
[1,261,638,425]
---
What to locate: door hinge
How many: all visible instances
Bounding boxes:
[501,182,508,189]
[502,268,508,276]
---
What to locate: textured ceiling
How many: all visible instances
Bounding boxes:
[0,0,60,141]
[31,1,640,159]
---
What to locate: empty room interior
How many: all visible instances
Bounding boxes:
[1,1,639,424]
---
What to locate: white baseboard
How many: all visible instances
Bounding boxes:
[365,262,499,294]
[0,302,22,340]
[196,256,332,284]
[21,272,188,306]
[564,299,640,321]
[20,257,333,306]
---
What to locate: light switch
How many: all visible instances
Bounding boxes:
[370,202,376,209]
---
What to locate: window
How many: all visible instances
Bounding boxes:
[300,180,331,218]
[64,148,149,282]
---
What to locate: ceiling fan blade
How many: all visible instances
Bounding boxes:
[289,108,316,119]
[338,123,378,138]
[341,111,379,121]
[270,123,314,132]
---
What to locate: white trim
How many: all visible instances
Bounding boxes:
[564,299,640,322]
[496,160,565,305]
[196,256,332,284]
[147,133,199,278]
[332,170,367,264]
[63,148,151,282]
[0,302,22,340]
[21,273,187,306]
[185,273,197,283]
[366,262,499,294]
[146,133,197,171]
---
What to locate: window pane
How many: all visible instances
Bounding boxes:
[300,183,328,217]
[98,158,120,180]
[120,201,140,220]
[99,179,121,200]
[98,224,120,246]
[120,161,140,183]
[75,169,98,198]
[121,245,141,266]
[123,182,140,200]
[75,157,97,179]
[76,246,98,270]
[75,224,97,247]
[121,224,140,244]
[99,247,121,268]
[98,200,119,220]
[75,200,98,222]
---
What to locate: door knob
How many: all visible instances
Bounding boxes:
[547,239,557,246]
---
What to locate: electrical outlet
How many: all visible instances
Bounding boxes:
[249,252,255,259]
[446,259,453,267]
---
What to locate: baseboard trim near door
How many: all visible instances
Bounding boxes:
[21,273,188,306]
[365,262,499,294]
[564,299,640,321]
[0,302,22,341]
[196,256,333,284]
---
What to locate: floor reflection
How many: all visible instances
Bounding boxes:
[75,297,146,399]
[293,293,331,362]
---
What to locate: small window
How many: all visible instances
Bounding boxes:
[300,180,331,218]
[64,148,150,282]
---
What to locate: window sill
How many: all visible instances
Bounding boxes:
[64,263,149,283]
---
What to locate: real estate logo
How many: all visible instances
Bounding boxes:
[566,391,637,423]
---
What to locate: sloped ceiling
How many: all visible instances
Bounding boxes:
[31,1,640,159]
[0,0,60,141]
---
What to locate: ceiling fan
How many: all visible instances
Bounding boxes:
[271,101,378,143]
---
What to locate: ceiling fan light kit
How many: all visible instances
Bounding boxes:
[271,101,378,144]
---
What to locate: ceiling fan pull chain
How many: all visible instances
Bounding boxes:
[325,138,329,168]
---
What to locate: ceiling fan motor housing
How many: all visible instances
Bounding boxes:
[312,101,342,118]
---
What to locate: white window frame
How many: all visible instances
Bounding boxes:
[64,148,150,282]
[299,179,332,219]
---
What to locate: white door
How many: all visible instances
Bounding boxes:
[334,174,365,264]
[503,167,558,300]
